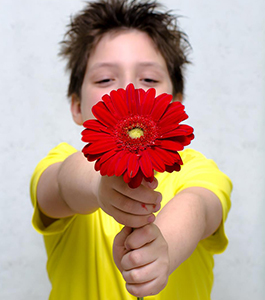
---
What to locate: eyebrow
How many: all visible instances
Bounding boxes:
[137,62,165,71]
[89,62,117,72]
[89,61,166,73]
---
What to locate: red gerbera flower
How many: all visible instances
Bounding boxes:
[81,84,194,188]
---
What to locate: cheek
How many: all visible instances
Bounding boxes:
[80,91,103,120]
[80,100,93,121]
[156,82,173,96]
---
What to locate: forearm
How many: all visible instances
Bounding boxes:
[155,187,222,274]
[37,151,100,219]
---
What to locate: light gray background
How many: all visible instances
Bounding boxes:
[0,0,264,299]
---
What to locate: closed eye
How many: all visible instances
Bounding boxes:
[142,78,158,83]
[95,78,113,84]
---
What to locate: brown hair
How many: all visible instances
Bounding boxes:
[59,0,190,98]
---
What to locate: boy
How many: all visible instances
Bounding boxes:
[30,0,232,299]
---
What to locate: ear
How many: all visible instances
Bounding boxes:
[71,94,83,125]
[173,93,183,103]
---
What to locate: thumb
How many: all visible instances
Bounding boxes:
[114,226,132,248]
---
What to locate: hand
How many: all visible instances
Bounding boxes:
[113,224,170,298]
[96,176,162,228]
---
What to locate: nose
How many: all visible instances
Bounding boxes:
[119,71,138,90]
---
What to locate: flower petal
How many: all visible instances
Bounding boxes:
[99,160,110,176]
[115,151,130,176]
[95,149,117,170]
[123,171,130,183]
[110,90,129,117]
[160,101,184,119]
[171,134,194,146]
[88,138,117,154]
[81,130,111,143]
[137,88,146,108]
[157,139,184,151]
[95,159,101,172]
[139,150,153,178]
[82,144,103,161]
[117,88,126,100]
[151,94,172,121]
[107,152,123,176]
[159,112,188,132]
[99,152,119,176]
[102,94,120,118]
[128,170,144,189]
[92,101,117,127]
[127,153,140,178]
[146,148,166,172]
[141,88,156,115]
[143,174,155,184]
[126,83,137,114]
[159,124,194,139]
[83,119,110,133]
[165,163,181,173]
[152,147,175,165]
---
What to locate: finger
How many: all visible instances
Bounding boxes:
[113,177,161,205]
[122,260,160,284]
[111,191,161,215]
[121,242,157,271]
[111,208,156,228]
[113,226,133,249]
[141,177,158,189]
[126,275,168,298]
[125,224,159,250]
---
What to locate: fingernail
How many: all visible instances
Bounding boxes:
[156,193,162,204]
[153,203,161,212]
[148,214,155,223]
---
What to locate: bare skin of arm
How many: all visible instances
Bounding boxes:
[36,151,161,227]
[155,187,222,274]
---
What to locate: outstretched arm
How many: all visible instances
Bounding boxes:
[36,151,160,227]
[36,152,100,224]
[155,187,222,274]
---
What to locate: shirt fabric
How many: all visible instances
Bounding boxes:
[30,143,232,300]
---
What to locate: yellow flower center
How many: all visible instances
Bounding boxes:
[128,128,144,139]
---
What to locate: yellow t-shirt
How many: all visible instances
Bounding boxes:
[30,143,232,300]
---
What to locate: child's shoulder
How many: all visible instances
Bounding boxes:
[48,142,78,156]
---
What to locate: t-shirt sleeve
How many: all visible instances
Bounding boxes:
[30,143,78,235]
[177,149,232,254]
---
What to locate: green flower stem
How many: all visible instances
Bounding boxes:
[137,298,144,300]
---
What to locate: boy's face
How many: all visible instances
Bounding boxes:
[71,30,177,125]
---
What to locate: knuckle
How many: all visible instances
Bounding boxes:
[130,269,140,282]
[142,223,153,236]
[128,251,141,265]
